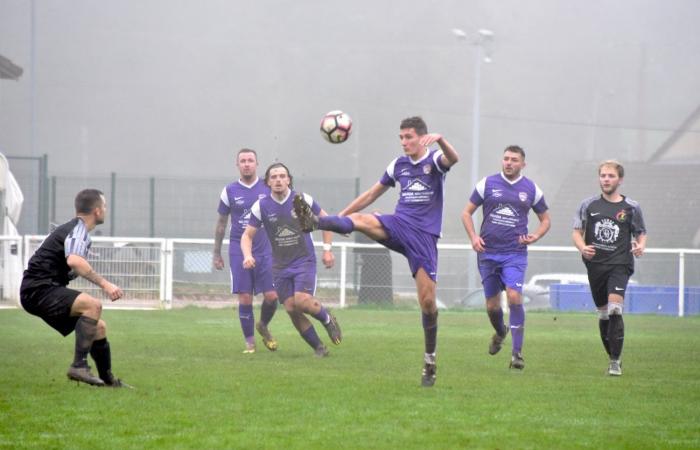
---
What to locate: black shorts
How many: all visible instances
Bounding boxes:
[584,263,634,308]
[20,284,82,336]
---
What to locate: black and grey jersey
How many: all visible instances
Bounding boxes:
[573,195,646,265]
[21,217,92,289]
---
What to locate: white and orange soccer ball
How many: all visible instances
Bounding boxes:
[320,110,352,144]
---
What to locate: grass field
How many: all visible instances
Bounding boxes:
[1,307,699,449]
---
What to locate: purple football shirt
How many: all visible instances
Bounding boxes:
[218,178,271,255]
[469,173,548,253]
[249,191,321,270]
[379,148,450,237]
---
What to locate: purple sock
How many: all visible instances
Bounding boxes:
[422,311,438,354]
[238,304,255,340]
[300,326,322,349]
[260,298,278,325]
[311,306,330,324]
[487,308,506,337]
[509,304,525,355]
[318,216,354,234]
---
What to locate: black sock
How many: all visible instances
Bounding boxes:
[90,338,112,380]
[73,316,98,367]
[598,319,611,357]
[422,311,438,355]
[260,298,278,325]
[608,314,625,360]
[487,308,507,337]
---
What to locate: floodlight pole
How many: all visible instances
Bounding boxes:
[454,28,494,297]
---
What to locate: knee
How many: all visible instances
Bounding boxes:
[506,289,521,304]
[96,319,107,338]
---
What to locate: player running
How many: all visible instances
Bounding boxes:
[213,148,279,353]
[572,160,646,376]
[241,162,341,357]
[20,189,129,387]
[461,146,550,370]
[294,116,458,386]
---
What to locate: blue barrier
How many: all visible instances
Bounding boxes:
[549,284,700,316]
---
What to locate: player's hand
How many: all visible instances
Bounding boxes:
[322,250,335,269]
[103,282,123,302]
[580,245,596,260]
[419,133,443,147]
[519,233,540,245]
[213,253,225,270]
[470,236,486,253]
[242,256,256,269]
[631,241,645,258]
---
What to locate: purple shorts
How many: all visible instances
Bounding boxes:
[478,252,528,298]
[273,262,317,303]
[229,251,274,295]
[376,214,439,282]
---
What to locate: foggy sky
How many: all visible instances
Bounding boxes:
[1,0,699,240]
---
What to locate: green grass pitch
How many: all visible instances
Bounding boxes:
[1,307,699,449]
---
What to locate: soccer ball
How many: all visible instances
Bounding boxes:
[320,110,352,144]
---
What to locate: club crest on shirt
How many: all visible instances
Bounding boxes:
[615,209,627,222]
[423,164,432,175]
[518,192,528,202]
[594,218,620,244]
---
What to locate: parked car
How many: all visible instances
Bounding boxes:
[522,273,590,309]
[458,273,592,310]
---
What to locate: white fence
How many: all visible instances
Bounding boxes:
[1,235,699,316]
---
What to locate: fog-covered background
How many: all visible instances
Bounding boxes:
[1,0,698,246]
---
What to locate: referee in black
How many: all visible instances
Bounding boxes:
[21,189,129,387]
[572,160,647,377]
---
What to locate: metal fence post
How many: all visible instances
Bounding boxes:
[678,251,685,317]
[339,244,347,308]
[163,239,174,309]
[110,172,116,236]
[149,177,155,237]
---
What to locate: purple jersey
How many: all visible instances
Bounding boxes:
[469,173,548,253]
[218,178,271,256]
[249,191,321,271]
[379,148,450,237]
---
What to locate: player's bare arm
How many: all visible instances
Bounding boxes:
[519,211,551,245]
[67,254,123,301]
[461,201,485,252]
[339,182,390,217]
[213,213,228,270]
[240,225,257,269]
[422,134,459,169]
[317,209,336,269]
[572,229,596,260]
[631,233,647,258]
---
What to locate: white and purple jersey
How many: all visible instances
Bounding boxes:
[379,148,450,237]
[470,173,548,253]
[249,190,321,271]
[218,178,271,256]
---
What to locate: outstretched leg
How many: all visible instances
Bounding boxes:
[416,269,438,387]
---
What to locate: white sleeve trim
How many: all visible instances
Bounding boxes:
[250,200,262,221]
[303,193,314,206]
[385,158,398,182]
[533,183,544,205]
[219,187,229,207]
[475,177,487,199]
[433,150,446,174]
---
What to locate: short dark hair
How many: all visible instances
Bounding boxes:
[400,116,428,135]
[264,162,293,189]
[75,189,104,214]
[598,160,624,178]
[237,148,258,160]
[504,145,526,158]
